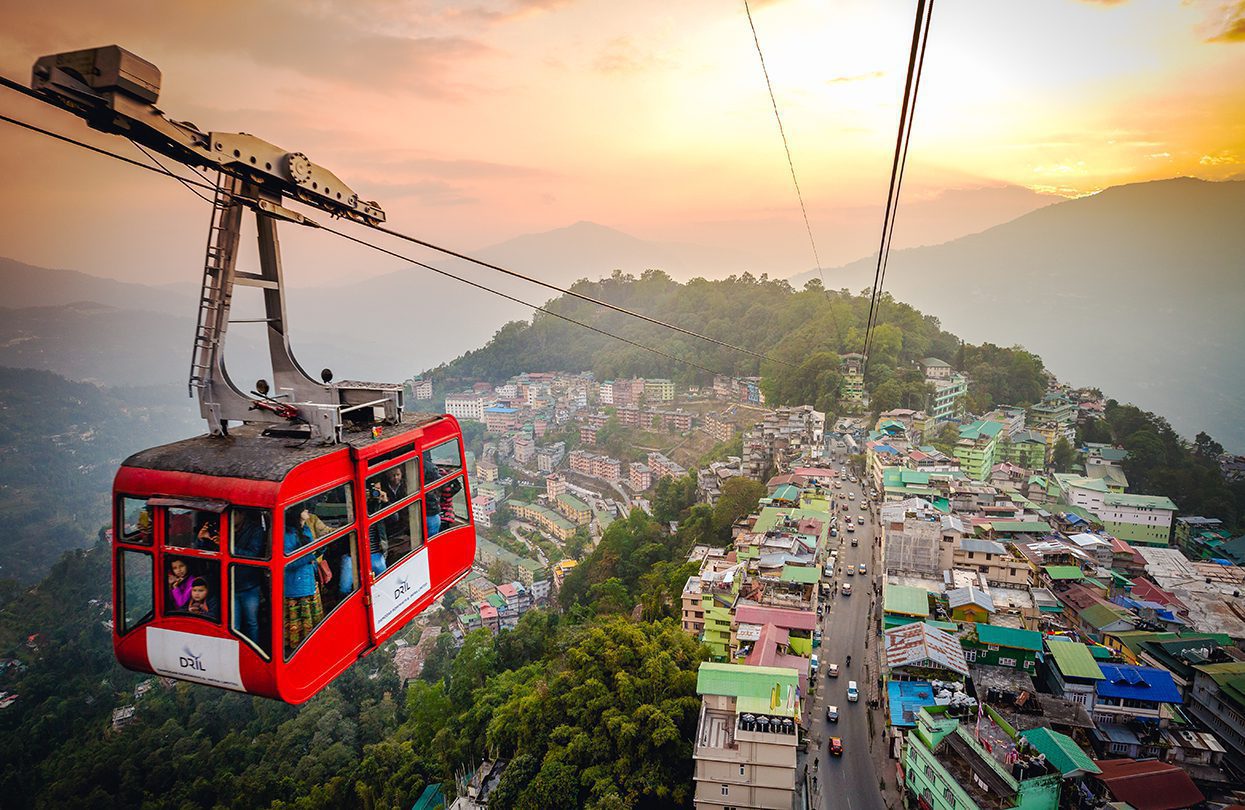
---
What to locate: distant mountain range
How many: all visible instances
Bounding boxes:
[791,177,1245,451]
[1,176,1240,449]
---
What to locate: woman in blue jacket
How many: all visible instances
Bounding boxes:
[283,506,323,653]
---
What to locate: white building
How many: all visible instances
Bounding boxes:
[445,392,491,422]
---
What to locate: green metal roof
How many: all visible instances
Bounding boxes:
[975,623,1041,652]
[884,584,932,617]
[556,493,590,512]
[1020,727,1101,777]
[781,564,820,584]
[959,420,1004,441]
[1103,493,1178,511]
[1046,641,1105,680]
[1043,565,1085,581]
[1078,603,1131,630]
[485,593,506,609]
[697,662,800,717]
[924,620,959,632]
[900,469,931,485]
[772,484,802,502]
[1055,473,1108,493]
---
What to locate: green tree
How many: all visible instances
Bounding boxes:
[712,477,767,541]
[1052,437,1076,473]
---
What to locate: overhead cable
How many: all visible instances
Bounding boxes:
[743,0,844,346]
[0,110,751,381]
[861,0,933,376]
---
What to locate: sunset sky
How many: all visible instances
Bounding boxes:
[1,0,1242,284]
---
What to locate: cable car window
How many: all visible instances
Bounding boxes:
[118,549,153,635]
[365,460,415,517]
[290,483,354,538]
[230,507,271,560]
[284,531,358,660]
[440,483,472,532]
[166,508,221,551]
[231,564,271,658]
[119,497,153,545]
[379,499,426,572]
[427,474,463,537]
[164,555,221,622]
[424,440,464,487]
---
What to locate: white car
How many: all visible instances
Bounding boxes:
[847,681,859,702]
[858,517,865,525]
[842,583,852,595]
[827,663,840,678]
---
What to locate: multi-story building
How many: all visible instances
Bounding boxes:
[647,451,687,481]
[445,392,491,422]
[1000,429,1047,469]
[953,420,1004,481]
[1187,662,1245,775]
[1098,493,1177,546]
[536,441,565,472]
[630,462,653,492]
[682,576,705,635]
[579,423,598,445]
[741,406,824,479]
[555,493,591,526]
[840,353,865,403]
[644,378,675,402]
[952,539,1030,587]
[470,489,498,528]
[552,559,577,591]
[692,663,800,810]
[903,706,1061,810]
[483,406,520,434]
[476,458,498,483]
[545,473,567,500]
[920,357,952,380]
[509,500,577,541]
[928,373,967,422]
[512,435,535,464]
[703,411,736,443]
[409,377,433,400]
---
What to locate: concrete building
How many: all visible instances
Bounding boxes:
[903,705,1061,810]
[692,663,800,810]
[952,539,1030,588]
[545,473,567,500]
[703,411,736,443]
[1187,662,1245,775]
[648,451,687,481]
[555,493,591,526]
[409,377,433,400]
[536,441,566,472]
[483,405,520,434]
[840,352,865,403]
[928,372,968,422]
[630,462,653,492]
[445,392,491,422]
[644,378,675,402]
[1099,493,1177,546]
[953,420,1004,481]
[512,435,535,464]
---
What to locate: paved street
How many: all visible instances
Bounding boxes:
[807,475,889,810]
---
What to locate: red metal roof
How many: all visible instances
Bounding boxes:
[1092,758,1204,810]
[734,604,817,631]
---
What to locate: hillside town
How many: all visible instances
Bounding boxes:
[425,360,1245,810]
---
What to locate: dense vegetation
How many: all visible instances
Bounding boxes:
[1080,401,1245,528]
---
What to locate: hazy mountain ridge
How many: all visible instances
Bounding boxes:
[792,177,1245,451]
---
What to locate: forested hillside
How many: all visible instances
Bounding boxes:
[0,368,199,583]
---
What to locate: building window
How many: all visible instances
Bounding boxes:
[740,765,745,776]
[721,785,730,796]
[945,788,956,806]
[925,764,935,781]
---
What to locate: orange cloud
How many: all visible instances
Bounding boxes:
[1207,0,1245,42]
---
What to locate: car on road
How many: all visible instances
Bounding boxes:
[824,563,834,578]
[847,681,859,702]
[830,736,844,756]
[848,492,855,500]
[827,663,840,678]
[845,565,854,576]
[842,583,852,595]
[811,653,819,674]
[827,705,839,723]
[846,523,855,532]
[858,516,865,525]
[830,528,837,537]
[850,537,858,546]
[858,563,867,574]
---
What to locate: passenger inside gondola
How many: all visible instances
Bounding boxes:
[186,577,218,619]
[167,508,220,550]
[167,557,192,609]
[282,497,359,657]
[230,507,271,653]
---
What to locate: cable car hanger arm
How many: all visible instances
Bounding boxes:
[26,45,385,226]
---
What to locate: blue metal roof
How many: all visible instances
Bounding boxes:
[1094,664,1182,704]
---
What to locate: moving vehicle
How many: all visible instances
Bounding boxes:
[824,562,834,578]
[847,523,855,532]
[827,705,839,723]
[851,538,859,547]
[23,44,480,702]
[847,681,859,702]
[811,653,820,674]
[859,563,867,574]
[827,663,840,678]
[830,528,838,537]
[830,737,844,756]
[842,583,852,595]
[858,516,865,525]
[845,565,854,576]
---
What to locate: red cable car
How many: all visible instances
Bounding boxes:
[19,45,480,702]
[112,415,474,703]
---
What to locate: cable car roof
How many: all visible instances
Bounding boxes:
[122,412,444,481]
